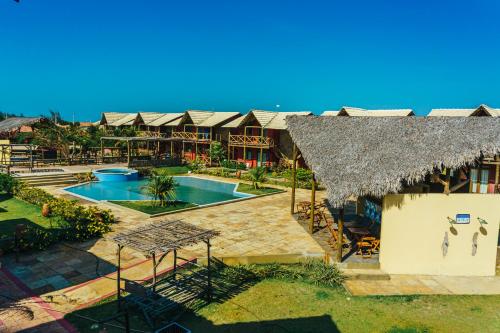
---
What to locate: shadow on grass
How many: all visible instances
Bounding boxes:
[62,259,341,332]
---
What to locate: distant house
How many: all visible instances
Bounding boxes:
[0,117,44,140]
[171,110,241,163]
[428,104,500,117]
[133,112,184,137]
[99,112,137,128]
[223,110,312,168]
[322,106,415,117]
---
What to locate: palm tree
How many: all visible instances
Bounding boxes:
[248,166,267,189]
[143,174,177,207]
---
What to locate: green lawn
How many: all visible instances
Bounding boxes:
[236,183,283,195]
[154,166,190,175]
[0,193,62,236]
[109,200,196,214]
[66,279,500,333]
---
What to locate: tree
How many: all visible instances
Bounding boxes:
[247,166,267,189]
[143,173,177,207]
[208,141,226,166]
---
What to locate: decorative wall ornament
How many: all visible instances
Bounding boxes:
[441,231,449,257]
[472,232,479,256]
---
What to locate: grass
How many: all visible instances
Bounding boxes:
[236,183,283,195]
[0,193,62,236]
[109,200,196,214]
[154,166,190,175]
[65,279,500,333]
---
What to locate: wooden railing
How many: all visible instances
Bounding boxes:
[171,131,211,142]
[136,131,168,138]
[228,134,274,148]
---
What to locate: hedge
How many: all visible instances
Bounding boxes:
[6,183,115,252]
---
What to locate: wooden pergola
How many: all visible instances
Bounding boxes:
[100,136,182,166]
[111,219,219,326]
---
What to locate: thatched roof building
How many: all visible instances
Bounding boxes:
[286,116,500,207]
[321,107,413,117]
[428,104,499,117]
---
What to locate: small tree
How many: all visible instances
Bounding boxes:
[208,141,226,167]
[143,174,177,207]
[248,166,267,189]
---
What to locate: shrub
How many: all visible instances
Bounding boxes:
[12,185,115,245]
[220,160,246,170]
[220,260,345,288]
[0,173,19,194]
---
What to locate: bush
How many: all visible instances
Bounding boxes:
[12,185,115,247]
[0,173,19,194]
[220,160,246,170]
[220,260,345,288]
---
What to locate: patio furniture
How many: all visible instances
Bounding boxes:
[356,240,373,258]
[323,213,349,250]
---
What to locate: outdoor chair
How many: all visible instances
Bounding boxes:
[323,213,350,250]
[356,240,373,258]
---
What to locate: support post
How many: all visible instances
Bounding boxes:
[100,139,104,164]
[495,156,499,193]
[309,173,316,234]
[259,127,264,167]
[173,249,177,280]
[337,207,345,262]
[206,239,212,302]
[290,144,298,215]
[126,140,131,167]
[152,252,157,292]
[116,245,122,311]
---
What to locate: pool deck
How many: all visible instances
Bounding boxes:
[0,174,326,330]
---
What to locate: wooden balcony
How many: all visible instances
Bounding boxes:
[229,134,274,148]
[171,131,211,142]
[136,131,168,138]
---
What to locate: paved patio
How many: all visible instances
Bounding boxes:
[0,177,326,331]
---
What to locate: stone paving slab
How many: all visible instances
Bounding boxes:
[344,274,500,296]
[0,268,75,333]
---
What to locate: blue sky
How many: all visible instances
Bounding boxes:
[1,0,499,120]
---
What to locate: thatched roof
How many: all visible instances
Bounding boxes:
[223,110,312,130]
[429,104,499,117]
[181,110,241,127]
[336,107,415,117]
[0,117,42,133]
[286,116,500,207]
[148,113,184,127]
[100,112,137,126]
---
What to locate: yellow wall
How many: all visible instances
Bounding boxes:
[380,193,500,276]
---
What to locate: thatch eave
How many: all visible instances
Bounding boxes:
[286,116,500,207]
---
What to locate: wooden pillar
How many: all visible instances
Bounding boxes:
[152,252,157,292]
[444,168,451,194]
[126,140,131,166]
[206,239,212,302]
[290,144,298,215]
[100,139,104,164]
[173,249,177,280]
[170,141,173,157]
[243,127,247,165]
[495,158,499,193]
[116,245,122,311]
[337,207,345,262]
[259,127,264,167]
[309,173,316,234]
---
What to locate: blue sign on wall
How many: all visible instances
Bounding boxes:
[456,214,470,224]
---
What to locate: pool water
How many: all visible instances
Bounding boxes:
[64,176,252,205]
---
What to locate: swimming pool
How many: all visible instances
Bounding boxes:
[64,176,253,205]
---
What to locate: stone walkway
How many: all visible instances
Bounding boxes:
[345,274,500,296]
[0,177,326,331]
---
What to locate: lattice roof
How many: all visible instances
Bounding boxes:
[111,219,219,254]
